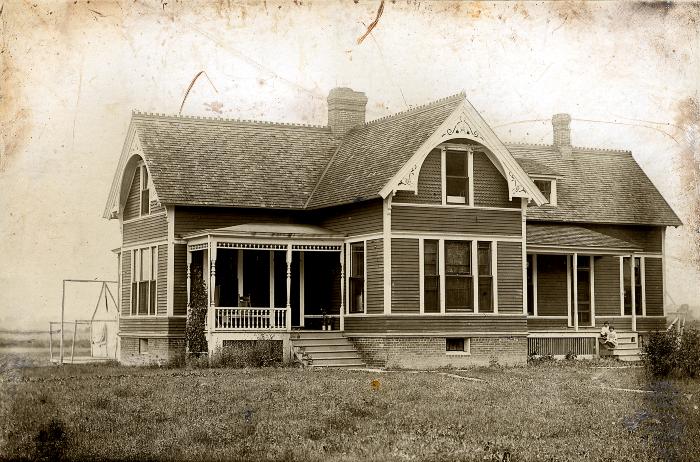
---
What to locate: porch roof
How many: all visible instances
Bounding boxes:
[527,223,644,251]
[183,223,346,240]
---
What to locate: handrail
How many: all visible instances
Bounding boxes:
[214,306,287,330]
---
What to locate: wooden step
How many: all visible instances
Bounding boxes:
[291,332,366,368]
[303,351,363,360]
[292,338,354,347]
[309,358,366,367]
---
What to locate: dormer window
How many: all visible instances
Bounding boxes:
[532,178,557,206]
[140,164,150,216]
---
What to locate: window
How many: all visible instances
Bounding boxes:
[140,164,150,216]
[139,338,149,354]
[634,257,643,315]
[445,241,472,312]
[423,240,440,313]
[446,151,469,204]
[349,242,364,313]
[622,256,642,316]
[526,254,535,316]
[478,242,493,313]
[131,246,157,315]
[446,338,470,354]
[532,179,557,206]
[576,256,591,325]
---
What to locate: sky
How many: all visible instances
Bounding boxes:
[1,1,699,329]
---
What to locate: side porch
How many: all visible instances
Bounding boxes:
[525,238,667,359]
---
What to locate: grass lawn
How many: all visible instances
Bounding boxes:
[1,361,699,461]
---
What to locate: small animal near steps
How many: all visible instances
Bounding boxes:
[291,331,365,368]
[599,332,641,362]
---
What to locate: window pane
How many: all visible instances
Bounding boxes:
[424,240,438,276]
[150,280,157,315]
[131,282,137,315]
[424,276,440,313]
[141,248,152,281]
[446,338,464,352]
[138,281,149,315]
[133,250,140,282]
[446,276,472,311]
[152,247,158,280]
[534,180,551,202]
[142,166,149,189]
[446,177,467,198]
[577,255,589,269]
[445,241,470,275]
[479,276,493,313]
[526,255,534,316]
[349,278,364,313]
[446,152,466,176]
[623,257,631,315]
[141,188,150,215]
[634,257,642,315]
[478,242,491,276]
[424,239,440,313]
[350,243,364,278]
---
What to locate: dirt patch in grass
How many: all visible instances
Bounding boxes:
[1,363,699,461]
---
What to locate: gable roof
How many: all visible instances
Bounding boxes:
[131,114,338,210]
[509,144,682,227]
[306,94,464,208]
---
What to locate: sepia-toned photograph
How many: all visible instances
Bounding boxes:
[1,1,699,460]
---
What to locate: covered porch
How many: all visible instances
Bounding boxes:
[185,224,346,344]
[525,221,666,337]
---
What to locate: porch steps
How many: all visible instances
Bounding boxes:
[600,332,642,362]
[290,331,365,368]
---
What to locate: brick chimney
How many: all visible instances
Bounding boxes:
[327,87,368,138]
[552,113,573,159]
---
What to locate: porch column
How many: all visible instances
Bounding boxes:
[208,240,217,341]
[286,244,292,332]
[339,247,345,331]
[237,250,244,300]
[630,255,637,332]
[186,250,192,310]
[573,253,579,331]
[299,252,305,328]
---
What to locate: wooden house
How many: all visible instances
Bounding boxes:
[103,88,681,367]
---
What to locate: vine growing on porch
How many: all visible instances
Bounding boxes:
[186,266,208,355]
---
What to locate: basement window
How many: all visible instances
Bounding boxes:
[446,338,471,355]
[139,338,149,355]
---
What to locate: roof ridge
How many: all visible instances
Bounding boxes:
[506,141,631,154]
[131,109,328,130]
[364,91,465,127]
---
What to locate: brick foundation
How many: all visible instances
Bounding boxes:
[348,336,527,369]
[119,337,185,365]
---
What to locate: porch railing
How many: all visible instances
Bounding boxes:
[214,307,288,331]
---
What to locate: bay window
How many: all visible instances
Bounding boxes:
[131,246,157,315]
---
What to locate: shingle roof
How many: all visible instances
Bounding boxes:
[514,158,561,177]
[133,113,338,209]
[508,144,682,227]
[306,94,465,208]
[527,223,643,250]
[125,98,681,228]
